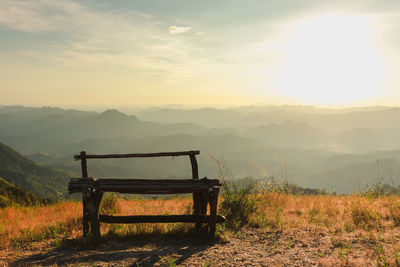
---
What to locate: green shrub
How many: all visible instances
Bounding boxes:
[387,198,400,226]
[220,178,259,230]
[100,192,120,215]
[211,157,261,230]
[351,203,379,229]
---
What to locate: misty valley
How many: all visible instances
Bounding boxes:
[1,104,400,197]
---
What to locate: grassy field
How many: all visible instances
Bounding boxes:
[1,192,400,265]
[0,197,196,248]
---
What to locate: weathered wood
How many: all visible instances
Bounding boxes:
[200,192,208,217]
[209,187,220,239]
[69,177,220,185]
[190,154,202,229]
[80,151,88,178]
[74,150,200,160]
[99,214,225,224]
[86,191,103,239]
[95,177,219,185]
[68,178,221,194]
[189,155,199,180]
[80,151,89,237]
[69,149,223,240]
[94,186,210,194]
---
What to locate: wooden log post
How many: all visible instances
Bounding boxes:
[189,153,202,230]
[80,151,90,237]
[209,187,220,239]
[86,190,103,240]
[99,214,226,223]
[75,150,200,159]
[200,192,208,219]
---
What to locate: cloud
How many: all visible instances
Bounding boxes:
[168,25,191,34]
[0,0,84,32]
[194,32,204,36]
[0,0,227,84]
[0,1,172,66]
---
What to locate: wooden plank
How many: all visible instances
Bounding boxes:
[68,178,221,194]
[80,151,88,178]
[189,154,199,180]
[69,178,221,186]
[96,178,218,184]
[74,150,200,160]
[98,180,219,186]
[96,186,211,194]
[209,187,220,239]
[99,214,225,224]
[189,154,201,229]
[79,151,89,237]
[96,184,209,190]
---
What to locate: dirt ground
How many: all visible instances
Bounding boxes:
[2,226,397,266]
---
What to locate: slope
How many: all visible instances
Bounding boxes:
[0,177,46,207]
[0,142,70,199]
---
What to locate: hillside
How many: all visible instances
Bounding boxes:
[0,142,70,199]
[0,177,46,207]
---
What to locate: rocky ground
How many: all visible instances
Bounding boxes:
[3,227,396,266]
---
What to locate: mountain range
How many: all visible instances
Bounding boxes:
[1,104,400,194]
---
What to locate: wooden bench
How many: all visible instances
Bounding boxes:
[68,150,224,239]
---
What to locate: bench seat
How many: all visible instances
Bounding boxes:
[68,177,221,194]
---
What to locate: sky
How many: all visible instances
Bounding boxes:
[0,0,400,109]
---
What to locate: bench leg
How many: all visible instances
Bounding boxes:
[86,191,103,239]
[200,192,208,216]
[194,193,208,230]
[193,193,202,230]
[209,187,220,239]
[82,194,89,237]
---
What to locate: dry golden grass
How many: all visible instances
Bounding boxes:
[0,196,193,248]
[2,193,400,265]
[250,193,400,266]
[250,193,400,232]
[0,201,82,248]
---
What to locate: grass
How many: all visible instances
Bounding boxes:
[220,178,259,230]
[0,196,194,248]
[2,193,400,243]
[2,191,400,265]
[0,201,82,247]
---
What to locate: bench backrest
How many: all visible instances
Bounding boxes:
[74,150,201,180]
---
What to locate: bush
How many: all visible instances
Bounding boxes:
[211,156,261,230]
[263,176,326,195]
[351,203,379,229]
[100,193,120,215]
[220,178,260,230]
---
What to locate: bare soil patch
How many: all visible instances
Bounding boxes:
[3,226,399,266]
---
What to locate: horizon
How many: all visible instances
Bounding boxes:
[2,102,400,113]
[1,0,400,108]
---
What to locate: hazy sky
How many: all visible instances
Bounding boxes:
[1,0,399,108]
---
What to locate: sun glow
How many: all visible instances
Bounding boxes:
[276,14,384,106]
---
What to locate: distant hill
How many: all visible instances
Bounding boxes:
[0,142,70,199]
[0,107,204,153]
[25,133,336,185]
[135,105,400,131]
[302,158,400,194]
[0,177,47,207]
[244,121,325,149]
[3,105,400,194]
